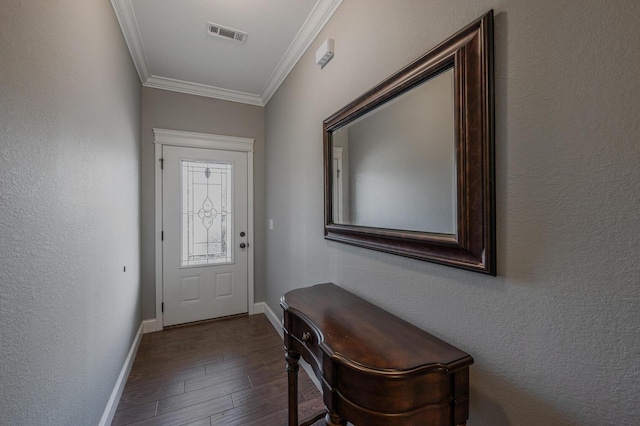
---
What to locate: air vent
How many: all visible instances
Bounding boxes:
[207,23,248,43]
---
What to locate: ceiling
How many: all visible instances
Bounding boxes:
[110,0,342,106]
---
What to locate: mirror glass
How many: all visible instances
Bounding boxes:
[331,67,456,235]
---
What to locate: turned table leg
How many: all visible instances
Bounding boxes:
[324,412,346,425]
[286,350,301,426]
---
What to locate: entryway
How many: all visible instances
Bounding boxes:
[154,129,255,328]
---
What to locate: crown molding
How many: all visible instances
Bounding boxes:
[111,0,342,106]
[260,0,343,105]
[145,76,264,106]
[110,0,150,82]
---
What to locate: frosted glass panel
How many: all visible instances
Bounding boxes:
[181,160,233,266]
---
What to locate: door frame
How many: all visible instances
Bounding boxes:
[153,128,255,330]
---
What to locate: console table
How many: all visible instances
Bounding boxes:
[281,283,473,426]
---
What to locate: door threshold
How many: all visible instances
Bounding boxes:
[163,312,249,329]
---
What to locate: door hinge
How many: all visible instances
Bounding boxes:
[161,302,164,313]
[161,231,164,241]
[160,158,164,170]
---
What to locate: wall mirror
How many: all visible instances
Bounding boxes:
[324,11,495,274]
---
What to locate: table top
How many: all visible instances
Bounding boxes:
[281,283,473,373]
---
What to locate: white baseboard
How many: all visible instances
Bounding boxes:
[261,302,283,337]
[99,322,144,426]
[142,318,158,333]
[261,301,321,391]
[252,301,266,315]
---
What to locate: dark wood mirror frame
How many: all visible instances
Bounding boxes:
[323,11,495,275]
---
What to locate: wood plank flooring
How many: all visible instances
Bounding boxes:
[113,314,325,426]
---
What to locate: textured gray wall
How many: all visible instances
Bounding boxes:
[140,88,265,320]
[0,0,142,425]
[264,1,640,425]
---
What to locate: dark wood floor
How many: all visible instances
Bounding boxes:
[113,314,324,426]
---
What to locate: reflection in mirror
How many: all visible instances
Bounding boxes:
[332,67,456,234]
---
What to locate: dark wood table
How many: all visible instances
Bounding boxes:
[281,283,474,426]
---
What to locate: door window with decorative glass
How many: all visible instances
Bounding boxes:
[181,160,233,266]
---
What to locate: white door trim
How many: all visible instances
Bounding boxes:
[332,147,344,223]
[153,128,255,331]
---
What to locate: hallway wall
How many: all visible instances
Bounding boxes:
[0,1,142,424]
[264,1,640,424]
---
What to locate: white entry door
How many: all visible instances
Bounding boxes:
[162,145,248,327]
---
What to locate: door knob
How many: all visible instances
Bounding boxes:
[239,243,247,249]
